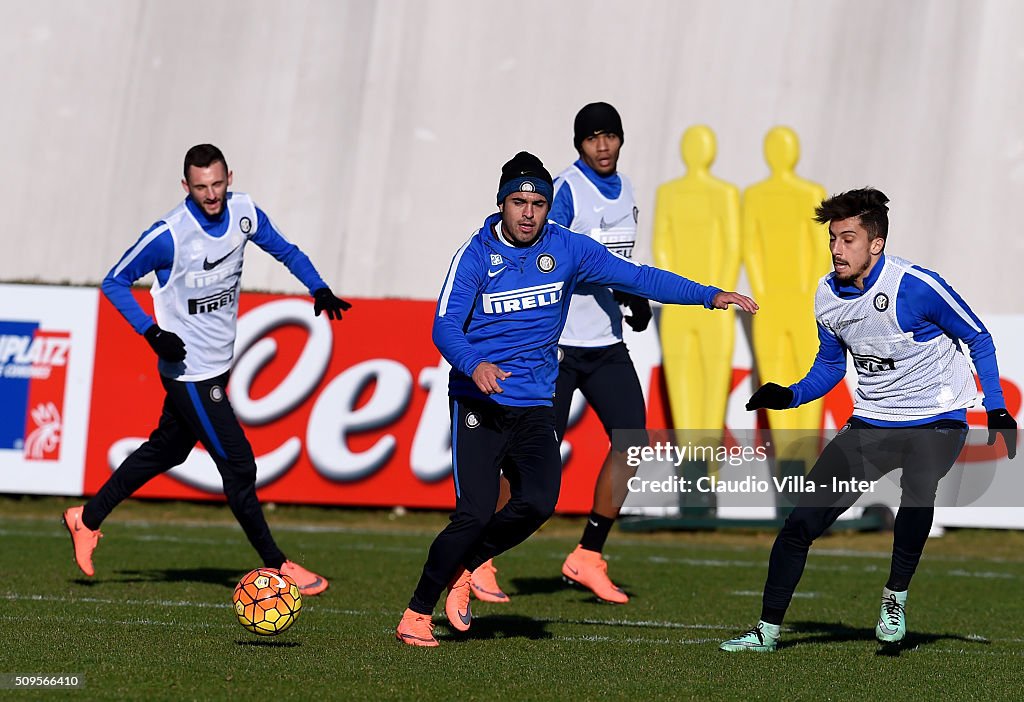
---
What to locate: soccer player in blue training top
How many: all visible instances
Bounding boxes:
[720,188,1017,652]
[396,151,758,646]
[61,144,350,596]
[470,102,652,605]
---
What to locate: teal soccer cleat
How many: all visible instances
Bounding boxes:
[875,588,908,643]
[720,621,780,652]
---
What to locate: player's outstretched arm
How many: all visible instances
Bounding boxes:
[575,235,757,313]
[711,291,758,314]
[313,288,352,321]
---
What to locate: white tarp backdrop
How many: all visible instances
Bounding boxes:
[1,0,1022,309]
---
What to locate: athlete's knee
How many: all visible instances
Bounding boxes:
[449,509,491,538]
[219,458,258,494]
[899,476,941,508]
[779,510,826,548]
[131,434,193,468]
[519,487,559,523]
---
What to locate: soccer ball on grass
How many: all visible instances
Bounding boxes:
[232,567,302,635]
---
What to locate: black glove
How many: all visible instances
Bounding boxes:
[987,408,1017,460]
[613,291,652,332]
[745,382,794,411]
[144,324,186,363]
[313,287,352,321]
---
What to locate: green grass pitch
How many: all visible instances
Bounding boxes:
[3,496,1023,700]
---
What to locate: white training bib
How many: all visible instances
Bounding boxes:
[151,193,257,380]
[815,255,977,421]
[556,165,638,347]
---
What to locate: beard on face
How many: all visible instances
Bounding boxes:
[833,258,870,284]
[192,194,226,219]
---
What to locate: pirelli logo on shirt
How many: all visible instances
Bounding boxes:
[482,282,564,314]
[851,352,896,373]
[188,288,237,315]
[596,232,635,259]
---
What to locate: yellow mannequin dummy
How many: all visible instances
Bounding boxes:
[742,127,830,470]
[653,126,740,437]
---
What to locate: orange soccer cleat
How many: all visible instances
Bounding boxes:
[561,545,629,604]
[280,560,329,596]
[445,568,473,631]
[396,608,439,647]
[471,559,510,603]
[62,505,102,577]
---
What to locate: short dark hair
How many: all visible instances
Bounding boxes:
[814,187,889,240]
[183,144,228,181]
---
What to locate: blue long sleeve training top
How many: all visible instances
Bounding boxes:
[433,213,722,406]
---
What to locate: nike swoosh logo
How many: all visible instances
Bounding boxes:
[588,519,599,527]
[487,267,506,278]
[599,214,630,230]
[471,582,507,598]
[400,632,435,643]
[593,206,605,213]
[835,317,866,331]
[877,620,898,634]
[566,565,579,576]
[203,245,241,270]
[297,577,323,591]
[458,608,471,625]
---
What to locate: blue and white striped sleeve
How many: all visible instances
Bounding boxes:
[899,267,1005,410]
[249,207,328,294]
[431,239,486,377]
[789,322,848,406]
[101,222,174,334]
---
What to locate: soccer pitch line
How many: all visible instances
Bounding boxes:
[730,590,820,599]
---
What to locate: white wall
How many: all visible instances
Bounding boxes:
[2,0,1022,312]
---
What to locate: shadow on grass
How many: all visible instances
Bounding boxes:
[508,576,567,596]
[112,567,243,588]
[786,620,991,656]
[440,614,552,642]
[508,575,633,602]
[234,639,302,648]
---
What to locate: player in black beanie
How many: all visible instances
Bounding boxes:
[497,151,554,205]
[573,102,624,150]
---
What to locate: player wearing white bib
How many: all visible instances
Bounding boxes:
[61,145,350,596]
[721,188,1017,652]
[470,103,651,605]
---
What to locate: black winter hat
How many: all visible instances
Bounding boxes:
[573,102,624,150]
[497,151,554,204]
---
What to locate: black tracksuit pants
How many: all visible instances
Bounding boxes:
[761,417,968,623]
[82,372,286,568]
[409,397,561,614]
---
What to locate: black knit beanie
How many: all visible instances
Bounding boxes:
[573,102,624,150]
[496,151,554,204]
